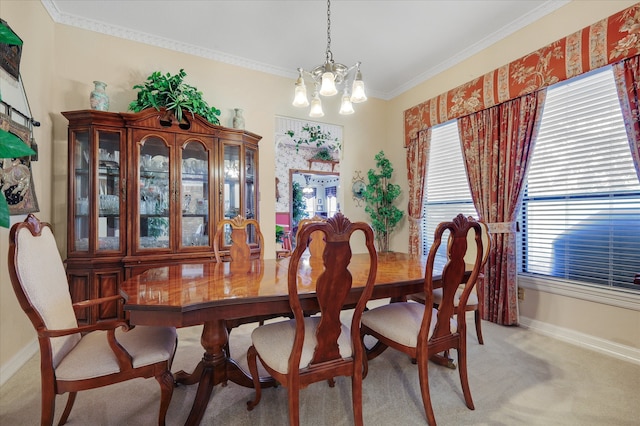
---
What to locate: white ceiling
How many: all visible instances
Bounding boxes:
[43,0,569,100]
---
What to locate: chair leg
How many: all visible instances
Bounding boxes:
[41,386,55,426]
[457,339,475,410]
[246,345,262,410]
[156,369,175,426]
[416,353,437,425]
[474,310,484,345]
[57,392,76,426]
[288,388,301,426]
[351,370,364,426]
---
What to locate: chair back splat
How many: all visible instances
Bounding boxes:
[246,212,377,426]
[213,215,264,263]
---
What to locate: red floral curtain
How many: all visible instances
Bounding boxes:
[458,90,546,325]
[405,128,431,255]
[613,55,640,180]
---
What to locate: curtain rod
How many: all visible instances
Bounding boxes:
[0,100,40,127]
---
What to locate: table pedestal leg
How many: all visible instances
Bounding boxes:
[174,319,276,425]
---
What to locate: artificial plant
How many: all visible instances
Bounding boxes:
[128,69,221,125]
[362,151,404,252]
[286,124,341,153]
[0,20,35,228]
[291,181,307,225]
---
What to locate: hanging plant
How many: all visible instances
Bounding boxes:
[128,69,221,125]
[362,151,404,252]
[286,124,341,153]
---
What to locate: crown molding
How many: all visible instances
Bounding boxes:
[42,0,569,101]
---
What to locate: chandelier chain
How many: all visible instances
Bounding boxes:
[326,0,332,63]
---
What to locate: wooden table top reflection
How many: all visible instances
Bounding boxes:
[119,252,430,426]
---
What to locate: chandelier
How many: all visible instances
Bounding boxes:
[292,0,367,117]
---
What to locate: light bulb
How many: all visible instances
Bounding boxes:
[319,72,338,96]
[339,91,355,115]
[309,92,324,117]
[350,69,367,103]
[292,72,309,107]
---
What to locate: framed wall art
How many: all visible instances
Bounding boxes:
[0,112,39,215]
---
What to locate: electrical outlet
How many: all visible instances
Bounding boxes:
[517,287,525,301]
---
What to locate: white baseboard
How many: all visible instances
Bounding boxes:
[0,339,38,387]
[519,316,640,366]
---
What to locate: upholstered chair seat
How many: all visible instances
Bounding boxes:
[362,304,456,348]
[251,317,352,374]
[54,326,177,381]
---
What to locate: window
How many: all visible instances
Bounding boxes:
[520,66,640,290]
[421,121,477,257]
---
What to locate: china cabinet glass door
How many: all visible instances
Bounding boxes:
[137,136,171,249]
[180,140,210,248]
[72,131,90,253]
[245,147,257,220]
[221,142,258,247]
[71,129,124,254]
[97,132,123,252]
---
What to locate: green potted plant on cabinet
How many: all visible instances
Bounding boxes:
[128,69,221,125]
[362,151,404,252]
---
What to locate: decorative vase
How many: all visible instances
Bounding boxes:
[232,108,245,129]
[90,81,109,111]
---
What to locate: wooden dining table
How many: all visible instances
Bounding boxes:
[120,251,431,425]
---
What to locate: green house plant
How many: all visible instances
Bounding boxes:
[291,181,307,225]
[362,151,404,252]
[128,69,221,125]
[0,21,35,228]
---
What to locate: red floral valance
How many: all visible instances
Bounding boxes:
[404,3,640,147]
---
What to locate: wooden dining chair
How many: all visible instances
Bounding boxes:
[408,217,491,344]
[213,215,264,263]
[213,215,276,353]
[361,214,483,425]
[7,214,177,426]
[246,213,378,426]
[296,215,326,260]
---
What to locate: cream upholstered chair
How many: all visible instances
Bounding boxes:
[409,217,491,344]
[246,213,378,426]
[8,214,177,426]
[361,214,484,425]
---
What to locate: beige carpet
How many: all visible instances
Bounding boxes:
[1,313,638,425]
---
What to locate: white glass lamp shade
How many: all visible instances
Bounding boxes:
[309,92,324,117]
[319,72,338,96]
[292,79,309,107]
[350,70,367,103]
[339,92,355,115]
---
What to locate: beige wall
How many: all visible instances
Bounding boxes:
[1,0,638,376]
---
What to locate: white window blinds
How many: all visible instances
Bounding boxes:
[421,121,477,256]
[520,66,640,289]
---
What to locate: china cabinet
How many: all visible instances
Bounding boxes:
[63,109,261,324]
